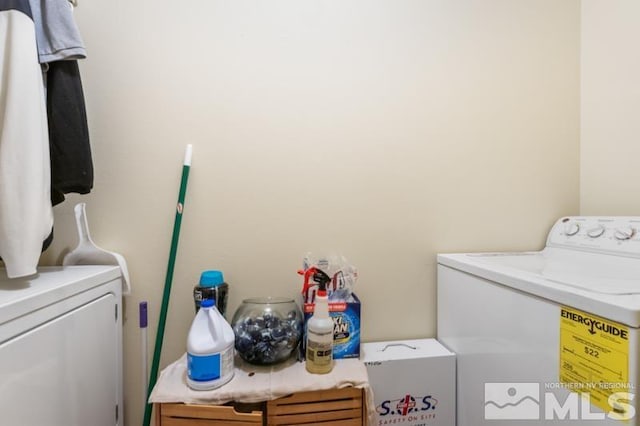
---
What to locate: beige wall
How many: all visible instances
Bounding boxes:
[581,0,640,215]
[40,1,580,425]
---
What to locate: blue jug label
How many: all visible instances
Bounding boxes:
[187,353,221,382]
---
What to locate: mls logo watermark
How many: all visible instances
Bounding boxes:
[485,383,540,420]
[484,383,636,421]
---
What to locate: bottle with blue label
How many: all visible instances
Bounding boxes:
[187,298,235,390]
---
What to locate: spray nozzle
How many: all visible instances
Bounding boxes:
[311,268,331,292]
[298,266,332,299]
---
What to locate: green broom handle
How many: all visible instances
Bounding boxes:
[143,145,192,426]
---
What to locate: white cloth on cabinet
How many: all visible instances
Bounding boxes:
[0,4,53,278]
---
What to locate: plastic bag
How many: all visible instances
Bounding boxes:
[299,253,358,302]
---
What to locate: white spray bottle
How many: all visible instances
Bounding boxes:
[305,268,334,374]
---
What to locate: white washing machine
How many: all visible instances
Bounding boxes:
[437,216,640,425]
[0,266,123,426]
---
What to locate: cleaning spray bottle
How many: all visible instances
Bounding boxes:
[305,268,334,374]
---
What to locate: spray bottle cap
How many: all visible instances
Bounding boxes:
[298,266,332,300]
[311,268,331,297]
[201,299,215,308]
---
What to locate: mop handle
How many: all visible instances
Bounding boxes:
[143,145,192,426]
[140,302,148,409]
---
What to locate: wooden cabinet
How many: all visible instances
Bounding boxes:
[155,387,364,426]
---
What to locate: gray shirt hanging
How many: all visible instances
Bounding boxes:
[28,0,86,62]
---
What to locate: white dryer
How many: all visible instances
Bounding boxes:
[438,216,640,425]
[0,266,123,426]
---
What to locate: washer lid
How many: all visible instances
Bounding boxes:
[465,248,640,294]
[438,248,640,327]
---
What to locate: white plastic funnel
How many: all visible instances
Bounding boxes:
[63,203,131,294]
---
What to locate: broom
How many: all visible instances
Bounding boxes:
[143,145,192,426]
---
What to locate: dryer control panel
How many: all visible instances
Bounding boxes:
[547,216,640,257]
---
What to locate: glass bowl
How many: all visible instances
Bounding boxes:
[231,297,303,365]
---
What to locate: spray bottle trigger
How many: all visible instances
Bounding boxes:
[312,269,331,291]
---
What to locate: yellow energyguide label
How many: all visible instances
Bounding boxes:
[560,306,630,414]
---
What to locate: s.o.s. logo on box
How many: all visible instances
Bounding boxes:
[377,393,438,417]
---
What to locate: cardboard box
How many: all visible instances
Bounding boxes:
[362,339,455,426]
[302,293,361,359]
